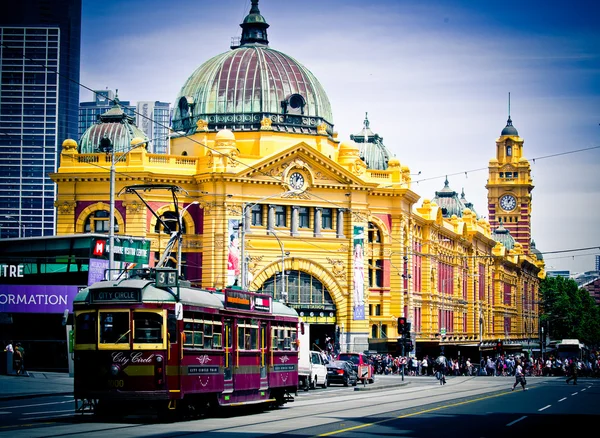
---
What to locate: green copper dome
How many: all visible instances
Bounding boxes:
[79,98,148,154]
[351,113,392,170]
[492,221,515,250]
[171,0,333,135]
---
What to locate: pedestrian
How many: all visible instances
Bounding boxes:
[13,342,25,375]
[4,340,13,353]
[565,358,578,385]
[435,353,447,385]
[511,360,527,391]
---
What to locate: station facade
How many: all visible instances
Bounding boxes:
[50,1,544,359]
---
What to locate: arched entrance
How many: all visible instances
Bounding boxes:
[257,270,338,354]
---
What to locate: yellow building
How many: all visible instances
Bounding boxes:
[51,0,544,358]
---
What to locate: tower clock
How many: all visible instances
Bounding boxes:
[486,115,534,252]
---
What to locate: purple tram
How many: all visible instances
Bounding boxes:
[72,273,299,418]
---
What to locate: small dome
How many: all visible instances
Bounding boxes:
[388,157,400,166]
[79,98,148,154]
[431,177,471,218]
[215,129,235,141]
[530,240,543,260]
[350,113,392,170]
[339,140,359,152]
[62,138,77,150]
[501,116,518,136]
[492,221,515,250]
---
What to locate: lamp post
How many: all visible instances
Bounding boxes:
[268,229,290,303]
[108,138,148,277]
[3,215,23,238]
[177,201,200,279]
[240,190,296,289]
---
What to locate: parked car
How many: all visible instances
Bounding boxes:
[337,352,375,384]
[326,360,358,387]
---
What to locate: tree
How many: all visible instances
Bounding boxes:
[539,276,600,348]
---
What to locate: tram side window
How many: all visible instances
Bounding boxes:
[238,322,258,350]
[75,312,97,344]
[271,326,298,351]
[100,312,130,344]
[183,317,223,349]
[133,312,163,343]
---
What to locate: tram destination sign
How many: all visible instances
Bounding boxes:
[224,289,271,313]
[91,288,141,303]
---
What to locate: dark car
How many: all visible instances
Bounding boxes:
[326,360,358,387]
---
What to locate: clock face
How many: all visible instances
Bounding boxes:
[499,194,517,211]
[289,172,305,190]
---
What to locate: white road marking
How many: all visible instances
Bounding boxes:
[2,399,73,410]
[0,412,12,415]
[20,413,74,421]
[538,405,551,411]
[23,409,74,415]
[507,416,527,426]
[571,392,579,395]
[558,397,567,402]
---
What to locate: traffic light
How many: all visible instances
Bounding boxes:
[496,340,503,353]
[397,317,407,335]
[405,322,411,335]
[404,339,413,352]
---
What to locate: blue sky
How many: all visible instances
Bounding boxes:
[80,0,600,274]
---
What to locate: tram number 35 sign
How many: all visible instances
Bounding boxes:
[155,268,178,288]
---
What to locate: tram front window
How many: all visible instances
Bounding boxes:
[75,312,97,344]
[100,312,130,344]
[134,312,164,343]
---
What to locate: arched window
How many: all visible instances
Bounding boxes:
[257,270,334,309]
[84,210,118,233]
[154,211,186,234]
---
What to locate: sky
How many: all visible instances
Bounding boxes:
[80,0,600,275]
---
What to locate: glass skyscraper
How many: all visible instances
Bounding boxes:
[0,0,81,238]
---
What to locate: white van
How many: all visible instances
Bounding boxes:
[297,322,328,390]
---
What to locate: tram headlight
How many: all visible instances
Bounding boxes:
[155,355,163,363]
[110,364,120,376]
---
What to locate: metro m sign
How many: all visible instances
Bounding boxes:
[93,240,106,257]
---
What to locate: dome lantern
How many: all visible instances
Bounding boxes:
[240,0,269,46]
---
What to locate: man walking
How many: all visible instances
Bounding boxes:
[511,360,527,391]
[435,353,447,385]
[565,358,578,385]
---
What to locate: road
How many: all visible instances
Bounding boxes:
[0,376,597,437]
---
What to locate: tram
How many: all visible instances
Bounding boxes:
[73,273,299,417]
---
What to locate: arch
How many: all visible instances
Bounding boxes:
[250,257,345,310]
[76,202,124,234]
[367,216,390,244]
[149,205,198,235]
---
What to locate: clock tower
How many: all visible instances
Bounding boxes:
[486,114,534,252]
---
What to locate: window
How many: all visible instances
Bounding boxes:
[375,304,381,316]
[369,259,383,287]
[154,211,181,234]
[321,208,332,229]
[298,206,310,228]
[75,311,96,344]
[84,210,118,233]
[506,145,512,156]
[238,320,258,350]
[133,312,163,344]
[183,315,223,349]
[99,311,130,344]
[271,325,298,351]
[368,222,381,243]
[251,204,263,226]
[275,205,286,227]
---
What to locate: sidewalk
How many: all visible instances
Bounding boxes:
[0,372,73,401]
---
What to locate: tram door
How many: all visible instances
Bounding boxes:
[223,318,233,393]
[260,322,268,389]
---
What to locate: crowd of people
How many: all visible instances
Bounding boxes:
[3,340,26,375]
[355,351,600,380]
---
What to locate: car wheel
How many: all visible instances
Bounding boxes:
[310,376,316,389]
[352,378,357,387]
[343,377,349,387]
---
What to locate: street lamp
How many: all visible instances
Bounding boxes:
[3,215,23,238]
[240,190,296,289]
[177,201,200,279]
[268,229,290,303]
[108,137,148,277]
